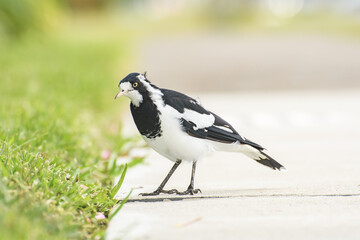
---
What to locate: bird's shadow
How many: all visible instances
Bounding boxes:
[125,195,227,203]
[122,192,360,203]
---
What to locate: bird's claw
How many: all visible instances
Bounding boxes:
[177,188,202,195]
[139,189,162,196]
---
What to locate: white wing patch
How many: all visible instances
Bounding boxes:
[214,125,234,133]
[189,99,199,105]
[183,109,215,130]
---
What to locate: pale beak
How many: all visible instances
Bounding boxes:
[114,90,128,99]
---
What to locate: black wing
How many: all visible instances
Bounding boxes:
[181,116,264,151]
[161,89,209,114]
[161,89,264,151]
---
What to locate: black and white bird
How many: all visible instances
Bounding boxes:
[115,72,285,196]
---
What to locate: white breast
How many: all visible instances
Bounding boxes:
[143,105,215,162]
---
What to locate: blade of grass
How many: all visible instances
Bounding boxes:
[0,160,10,178]
[110,164,127,199]
[109,189,133,221]
[108,152,118,174]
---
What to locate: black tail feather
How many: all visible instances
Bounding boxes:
[256,151,285,170]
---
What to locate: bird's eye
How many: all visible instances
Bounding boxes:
[133,82,138,88]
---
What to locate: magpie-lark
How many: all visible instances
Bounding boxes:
[115,72,285,196]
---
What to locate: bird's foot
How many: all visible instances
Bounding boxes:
[139,187,201,196]
[139,189,162,196]
[139,189,182,196]
[176,187,202,195]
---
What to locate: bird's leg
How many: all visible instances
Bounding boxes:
[140,160,182,196]
[176,161,202,195]
[161,161,202,195]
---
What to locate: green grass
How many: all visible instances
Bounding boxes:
[0,35,138,239]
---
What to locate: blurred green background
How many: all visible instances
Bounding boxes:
[1,0,360,239]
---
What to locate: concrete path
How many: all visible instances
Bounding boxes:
[138,34,360,92]
[107,90,360,240]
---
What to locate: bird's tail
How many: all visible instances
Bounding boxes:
[241,145,285,171]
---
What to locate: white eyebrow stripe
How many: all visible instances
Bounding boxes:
[137,74,146,81]
[137,74,164,106]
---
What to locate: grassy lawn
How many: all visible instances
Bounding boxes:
[0,34,136,239]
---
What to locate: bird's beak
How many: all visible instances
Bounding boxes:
[114,90,128,100]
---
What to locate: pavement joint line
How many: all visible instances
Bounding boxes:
[122,193,360,203]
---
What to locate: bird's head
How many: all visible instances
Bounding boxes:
[115,72,151,107]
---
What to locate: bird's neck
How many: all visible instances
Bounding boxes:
[140,81,164,107]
